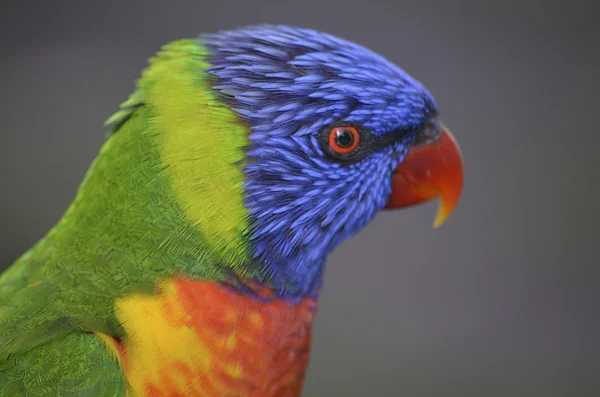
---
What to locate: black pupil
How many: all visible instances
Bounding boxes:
[335,129,354,147]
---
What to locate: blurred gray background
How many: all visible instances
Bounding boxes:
[1,0,599,396]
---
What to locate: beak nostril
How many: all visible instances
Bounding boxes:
[415,118,443,146]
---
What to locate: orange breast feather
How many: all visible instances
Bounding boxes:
[104,278,318,397]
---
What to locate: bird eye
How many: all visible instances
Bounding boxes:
[328,126,360,154]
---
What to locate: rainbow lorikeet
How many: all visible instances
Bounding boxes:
[0,25,463,396]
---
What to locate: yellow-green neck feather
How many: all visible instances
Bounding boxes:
[0,39,258,365]
[58,40,252,273]
[144,40,252,267]
[2,40,258,331]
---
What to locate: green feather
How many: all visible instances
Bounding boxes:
[103,89,143,136]
[0,333,125,396]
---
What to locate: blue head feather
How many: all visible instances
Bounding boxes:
[201,25,437,298]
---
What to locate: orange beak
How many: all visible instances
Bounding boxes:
[384,124,464,228]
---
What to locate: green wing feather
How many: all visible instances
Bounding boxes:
[0,51,148,397]
[0,81,151,394]
[0,96,144,397]
[0,332,125,396]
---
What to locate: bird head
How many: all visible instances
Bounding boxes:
[202,25,464,295]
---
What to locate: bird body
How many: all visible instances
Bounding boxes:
[0,26,463,396]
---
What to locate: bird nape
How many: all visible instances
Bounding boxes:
[0,25,463,397]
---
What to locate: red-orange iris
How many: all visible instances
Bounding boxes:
[328,126,360,154]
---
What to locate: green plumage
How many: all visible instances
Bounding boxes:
[0,333,125,396]
[0,39,253,395]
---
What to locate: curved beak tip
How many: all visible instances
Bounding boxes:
[432,200,453,229]
[385,124,464,228]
